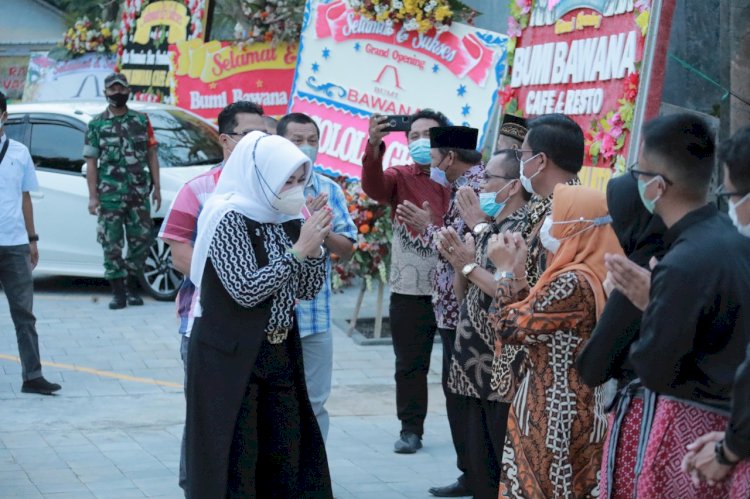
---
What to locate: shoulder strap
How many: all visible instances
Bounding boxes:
[0,138,10,166]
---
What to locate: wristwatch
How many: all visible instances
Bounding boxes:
[715,440,739,466]
[472,222,489,235]
[28,234,39,243]
[494,270,515,281]
[462,262,479,277]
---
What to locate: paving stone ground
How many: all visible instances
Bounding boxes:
[0,276,459,498]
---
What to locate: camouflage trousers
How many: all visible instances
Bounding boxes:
[97,197,153,281]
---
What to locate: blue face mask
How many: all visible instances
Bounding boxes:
[430,166,449,187]
[637,176,661,214]
[479,182,513,218]
[298,144,318,164]
[408,138,432,165]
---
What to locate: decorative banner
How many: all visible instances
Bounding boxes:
[22,53,116,103]
[118,0,208,103]
[288,0,509,178]
[170,39,297,119]
[502,0,654,189]
[0,56,30,101]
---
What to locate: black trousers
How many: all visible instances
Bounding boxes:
[390,293,437,437]
[438,327,470,485]
[461,396,510,499]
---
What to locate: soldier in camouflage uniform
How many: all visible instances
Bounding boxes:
[83,73,161,310]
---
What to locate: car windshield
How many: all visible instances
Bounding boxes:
[146,109,223,167]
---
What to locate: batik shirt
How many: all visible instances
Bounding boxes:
[427,164,484,330]
[83,108,158,202]
[447,206,529,400]
[492,270,607,499]
[361,141,450,296]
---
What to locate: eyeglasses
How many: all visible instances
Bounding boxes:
[714,188,750,199]
[225,128,265,138]
[628,163,673,185]
[513,149,536,162]
[482,173,517,182]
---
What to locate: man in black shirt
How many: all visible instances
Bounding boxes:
[681,124,750,493]
[622,114,750,497]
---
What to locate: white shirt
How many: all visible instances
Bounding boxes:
[0,134,39,246]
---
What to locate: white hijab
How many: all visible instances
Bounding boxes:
[190,131,311,288]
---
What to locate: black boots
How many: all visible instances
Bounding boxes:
[108,278,127,309]
[126,275,144,306]
[109,276,144,309]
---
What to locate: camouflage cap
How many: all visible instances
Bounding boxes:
[104,72,129,89]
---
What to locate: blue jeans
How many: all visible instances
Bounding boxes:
[0,244,42,381]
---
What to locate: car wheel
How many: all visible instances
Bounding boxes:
[139,228,183,301]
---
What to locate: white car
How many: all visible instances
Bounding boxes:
[6,101,223,300]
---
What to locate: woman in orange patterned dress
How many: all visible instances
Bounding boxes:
[487,184,624,498]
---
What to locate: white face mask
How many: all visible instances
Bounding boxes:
[271,185,306,215]
[728,193,750,237]
[539,216,561,254]
[519,153,541,195]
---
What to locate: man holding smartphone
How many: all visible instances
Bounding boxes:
[362,111,451,456]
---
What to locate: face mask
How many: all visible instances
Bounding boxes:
[728,194,750,237]
[298,144,318,164]
[408,138,432,165]
[271,185,306,215]
[539,216,561,254]
[479,182,513,218]
[637,176,662,214]
[519,153,542,195]
[107,92,129,108]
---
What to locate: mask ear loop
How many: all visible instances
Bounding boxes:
[251,135,280,207]
[552,215,613,241]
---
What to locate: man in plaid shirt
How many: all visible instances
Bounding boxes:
[279,113,357,442]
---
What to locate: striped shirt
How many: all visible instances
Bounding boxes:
[158,165,222,336]
[295,172,358,338]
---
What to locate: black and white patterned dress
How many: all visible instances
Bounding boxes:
[186,210,332,498]
[208,210,326,343]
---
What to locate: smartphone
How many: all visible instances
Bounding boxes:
[301,205,312,220]
[382,115,411,132]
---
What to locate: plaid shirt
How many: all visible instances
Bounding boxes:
[296,173,358,338]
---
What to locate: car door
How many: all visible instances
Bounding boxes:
[28,115,102,276]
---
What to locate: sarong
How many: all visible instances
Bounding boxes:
[636,397,750,499]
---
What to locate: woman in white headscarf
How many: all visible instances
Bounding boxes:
[185,131,334,498]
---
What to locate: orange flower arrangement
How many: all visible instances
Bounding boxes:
[332,178,392,290]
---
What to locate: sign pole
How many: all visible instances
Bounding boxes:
[626,0,677,164]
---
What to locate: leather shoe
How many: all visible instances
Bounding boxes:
[428,480,473,497]
[393,431,422,454]
[21,377,61,395]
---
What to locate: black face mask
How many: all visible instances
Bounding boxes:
[107,92,129,108]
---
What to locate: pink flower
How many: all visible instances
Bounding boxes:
[601,134,616,159]
[515,0,532,15]
[608,113,624,138]
[547,0,561,11]
[507,16,522,38]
